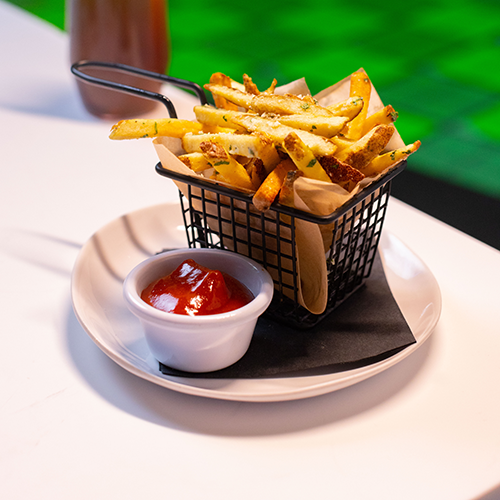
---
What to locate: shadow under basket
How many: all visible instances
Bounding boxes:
[156,160,406,330]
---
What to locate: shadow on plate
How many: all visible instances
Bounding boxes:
[65,298,435,437]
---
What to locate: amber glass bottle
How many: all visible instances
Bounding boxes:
[69,0,169,119]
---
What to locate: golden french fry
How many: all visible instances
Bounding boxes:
[344,71,372,140]
[251,93,332,117]
[208,72,239,110]
[250,131,282,173]
[205,83,333,117]
[183,131,280,174]
[326,96,364,120]
[199,142,254,191]
[109,118,203,140]
[318,155,365,191]
[329,134,355,152]
[177,152,213,173]
[245,158,267,189]
[278,169,304,208]
[360,105,398,136]
[182,132,255,156]
[283,132,332,183]
[193,105,247,131]
[252,159,296,211]
[243,74,260,95]
[203,84,254,110]
[232,114,337,157]
[242,74,278,96]
[363,140,421,176]
[277,114,349,138]
[263,78,278,94]
[336,124,395,170]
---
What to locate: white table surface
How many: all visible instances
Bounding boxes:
[2,2,500,499]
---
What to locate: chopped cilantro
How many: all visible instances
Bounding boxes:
[214,160,230,166]
[301,103,310,110]
[154,121,158,135]
[390,151,396,160]
[306,159,317,168]
[223,115,227,122]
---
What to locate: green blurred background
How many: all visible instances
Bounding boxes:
[6,0,500,247]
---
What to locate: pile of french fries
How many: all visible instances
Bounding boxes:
[109,70,421,212]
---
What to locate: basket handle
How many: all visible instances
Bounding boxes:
[70,60,208,118]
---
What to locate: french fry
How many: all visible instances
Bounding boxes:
[252,93,333,117]
[232,114,337,157]
[243,74,260,95]
[277,114,349,138]
[263,78,278,94]
[252,159,296,211]
[193,105,247,132]
[208,72,239,110]
[177,152,213,173]
[344,71,371,140]
[245,158,267,189]
[318,155,365,191]
[278,169,304,208]
[182,132,256,157]
[109,118,203,140]
[251,131,282,173]
[326,96,364,120]
[329,134,355,152]
[182,131,280,174]
[203,84,254,110]
[205,83,333,117]
[336,124,395,170]
[363,140,421,176]
[360,105,398,136]
[283,132,332,183]
[199,142,254,191]
[242,74,278,96]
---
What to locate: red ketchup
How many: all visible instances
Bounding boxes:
[141,259,254,316]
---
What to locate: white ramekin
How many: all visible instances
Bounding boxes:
[123,248,274,373]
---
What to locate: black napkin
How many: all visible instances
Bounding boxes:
[159,253,415,378]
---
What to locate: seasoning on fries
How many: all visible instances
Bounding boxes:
[109,69,420,212]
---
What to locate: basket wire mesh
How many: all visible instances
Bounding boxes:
[156,161,405,329]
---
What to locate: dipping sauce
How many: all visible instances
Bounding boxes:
[141,259,254,316]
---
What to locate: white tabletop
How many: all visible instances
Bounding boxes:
[2,2,500,499]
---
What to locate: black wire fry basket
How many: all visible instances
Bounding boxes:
[71,61,407,329]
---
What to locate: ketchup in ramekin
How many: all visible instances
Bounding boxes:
[141,259,254,316]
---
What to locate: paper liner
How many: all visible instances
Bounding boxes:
[153,69,406,315]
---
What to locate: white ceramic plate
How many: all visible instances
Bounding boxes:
[71,203,441,402]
